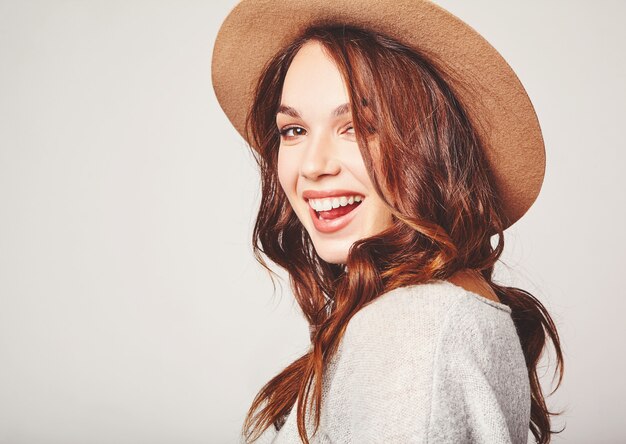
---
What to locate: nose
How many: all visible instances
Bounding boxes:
[299,131,341,181]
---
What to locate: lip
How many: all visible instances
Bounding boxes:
[302,189,364,200]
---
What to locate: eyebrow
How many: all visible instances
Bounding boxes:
[276,102,351,119]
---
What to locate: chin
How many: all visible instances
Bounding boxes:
[311,238,352,265]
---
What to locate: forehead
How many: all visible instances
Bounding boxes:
[279,41,351,118]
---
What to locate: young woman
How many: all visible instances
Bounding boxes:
[212,1,564,443]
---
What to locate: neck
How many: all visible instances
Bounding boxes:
[447,269,500,303]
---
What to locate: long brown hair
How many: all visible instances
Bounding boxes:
[240,25,564,444]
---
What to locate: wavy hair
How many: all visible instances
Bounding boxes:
[240,25,564,444]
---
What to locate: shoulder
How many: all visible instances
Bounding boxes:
[424,284,530,443]
[344,280,514,345]
[324,280,529,442]
[339,280,523,374]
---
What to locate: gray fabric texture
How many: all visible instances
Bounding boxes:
[243,280,531,444]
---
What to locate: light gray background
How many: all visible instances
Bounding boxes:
[1,1,624,443]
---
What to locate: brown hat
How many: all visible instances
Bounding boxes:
[211,0,545,230]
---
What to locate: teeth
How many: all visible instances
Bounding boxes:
[307,195,364,212]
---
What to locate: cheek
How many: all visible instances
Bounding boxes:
[277,148,298,199]
[343,147,373,189]
[343,146,392,224]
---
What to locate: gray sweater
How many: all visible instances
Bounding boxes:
[245,280,531,443]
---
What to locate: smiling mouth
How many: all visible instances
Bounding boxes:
[307,195,364,220]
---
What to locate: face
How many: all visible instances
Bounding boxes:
[276,40,394,264]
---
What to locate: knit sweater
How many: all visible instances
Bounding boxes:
[244,280,531,444]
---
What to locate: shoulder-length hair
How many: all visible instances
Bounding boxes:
[241,24,564,444]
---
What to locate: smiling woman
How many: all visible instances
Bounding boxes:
[211,1,565,443]
[275,41,394,264]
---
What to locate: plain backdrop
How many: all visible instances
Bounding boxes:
[1,1,624,443]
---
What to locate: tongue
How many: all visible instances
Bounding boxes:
[318,202,360,220]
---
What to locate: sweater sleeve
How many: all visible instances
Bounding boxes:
[336,289,530,444]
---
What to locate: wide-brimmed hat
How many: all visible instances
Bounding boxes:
[211,0,545,230]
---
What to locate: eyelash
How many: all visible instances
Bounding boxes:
[278,124,354,139]
[279,126,305,138]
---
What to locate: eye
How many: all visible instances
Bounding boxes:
[344,124,356,137]
[278,125,306,140]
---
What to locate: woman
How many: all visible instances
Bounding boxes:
[212,1,564,443]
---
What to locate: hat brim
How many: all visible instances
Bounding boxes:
[211,0,545,230]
